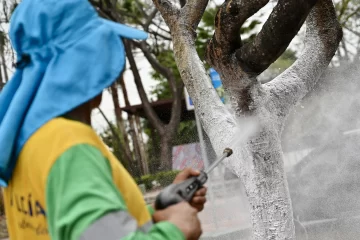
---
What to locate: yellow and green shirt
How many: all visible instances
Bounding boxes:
[3,118,184,240]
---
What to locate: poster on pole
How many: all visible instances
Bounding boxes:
[172,143,204,170]
[209,68,225,103]
[184,68,224,111]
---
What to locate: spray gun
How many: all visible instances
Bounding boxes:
[155,148,233,210]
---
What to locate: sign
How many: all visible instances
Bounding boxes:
[184,68,224,111]
[172,143,204,170]
[209,68,225,103]
[184,87,194,110]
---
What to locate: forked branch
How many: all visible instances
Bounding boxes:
[235,0,319,75]
[182,0,209,30]
[206,0,269,66]
[152,0,208,37]
[266,0,342,119]
[153,0,237,156]
[151,0,179,28]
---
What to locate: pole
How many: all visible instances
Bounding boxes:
[195,113,219,230]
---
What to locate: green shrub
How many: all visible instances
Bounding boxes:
[136,170,180,191]
[137,174,156,191]
[157,171,180,187]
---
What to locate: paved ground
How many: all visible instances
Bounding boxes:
[144,178,252,234]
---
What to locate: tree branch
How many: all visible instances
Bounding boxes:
[90,0,118,21]
[148,30,172,41]
[341,6,360,25]
[265,0,342,121]
[344,26,360,38]
[97,108,135,174]
[168,84,184,130]
[206,0,269,66]
[151,0,179,27]
[133,0,150,18]
[235,0,318,75]
[182,0,210,30]
[124,40,165,134]
[170,29,237,157]
[144,9,158,31]
[151,19,172,35]
[134,40,184,131]
[134,41,178,94]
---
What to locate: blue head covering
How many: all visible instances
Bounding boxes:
[0,0,148,186]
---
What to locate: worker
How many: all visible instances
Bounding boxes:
[0,0,207,239]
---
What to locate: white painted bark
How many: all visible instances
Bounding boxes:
[152,0,342,239]
[171,28,295,239]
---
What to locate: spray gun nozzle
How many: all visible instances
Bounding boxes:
[223,148,233,157]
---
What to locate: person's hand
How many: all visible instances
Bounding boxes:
[173,168,207,212]
[153,202,202,240]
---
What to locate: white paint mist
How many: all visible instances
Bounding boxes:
[282,60,360,240]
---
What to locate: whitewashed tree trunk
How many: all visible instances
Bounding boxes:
[152,0,342,239]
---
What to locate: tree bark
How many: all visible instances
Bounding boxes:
[159,131,174,170]
[0,51,8,83]
[90,0,184,172]
[128,114,145,174]
[119,74,149,175]
[135,115,149,174]
[110,83,135,169]
[152,0,342,239]
[97,108,136,175]
[125,40,182,170]
[0,58,3,91]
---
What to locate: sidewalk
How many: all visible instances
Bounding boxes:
[144,179,251,234]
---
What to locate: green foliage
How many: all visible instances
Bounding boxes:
[270,50,297,71]
[135,170,180,191]
[335,0,360,26]
[150,47,181,99]
[240,20,261,34]
[173,120,199,146]
[142,120,162,173]
[281,49,297,61]
[122,0,142,13]
[202,7,217,27]
[260,49,298,82]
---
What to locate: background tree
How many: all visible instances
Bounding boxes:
[335,0,360,64]
[151,0,342,239]
[90,0,184,170]
[0,0,16,91]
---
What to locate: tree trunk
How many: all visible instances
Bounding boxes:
[242,124,295,239]
[0,60,3,91]
[110,83,135,172]
[1,50,8,83]
[128,114,144,175]
[98,108,135,174]
[152,0,341,238]
[135,115,149,174]
[124,40,183,171]
[119,75,149,175]
[159,132,173,170]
